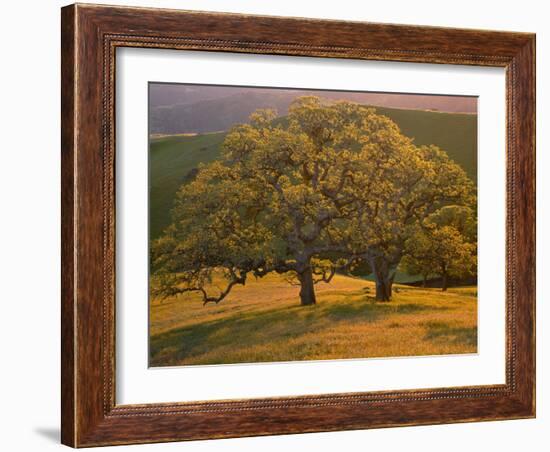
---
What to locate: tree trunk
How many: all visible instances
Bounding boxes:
[298,266,317,306]
[375,277,393,301]
[422,275,427,288]
[442,272,448,291]
[371,257,395,302]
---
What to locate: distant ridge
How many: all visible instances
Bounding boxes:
[149,87,477,135]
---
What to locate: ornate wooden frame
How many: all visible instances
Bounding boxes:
[61,3,536,447]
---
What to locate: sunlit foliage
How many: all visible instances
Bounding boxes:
[152,97,475,304]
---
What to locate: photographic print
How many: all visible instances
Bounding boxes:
[148,83,478,367]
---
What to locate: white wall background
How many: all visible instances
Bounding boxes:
[0,1,545,450]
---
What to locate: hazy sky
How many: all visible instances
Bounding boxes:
[150,83,477,114]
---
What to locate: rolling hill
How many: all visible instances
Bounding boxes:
[150,88,477,134]
[149,106,477,242]
[150,91,296,134]
[149,132,226,240]
[150,273,477,366]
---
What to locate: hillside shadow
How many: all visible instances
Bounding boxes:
[151,301,380,365]
[424,321,477,348]
[150,296,448,366]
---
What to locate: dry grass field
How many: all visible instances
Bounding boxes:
[149,274,477,367]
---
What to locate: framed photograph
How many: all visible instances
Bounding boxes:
[61,3,535,447]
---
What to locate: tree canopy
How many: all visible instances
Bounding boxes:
[152,96,476,305]
[401,206,477,290]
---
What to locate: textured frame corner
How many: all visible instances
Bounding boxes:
[61,3,535,447]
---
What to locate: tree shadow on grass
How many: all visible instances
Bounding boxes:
[392,303,451,314]
[150,301,380,365]
[150,296,450,366]
[424,321,477,348]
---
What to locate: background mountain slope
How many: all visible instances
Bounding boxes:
[150,88,477,135]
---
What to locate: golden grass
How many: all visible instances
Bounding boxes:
[149,274,477,366]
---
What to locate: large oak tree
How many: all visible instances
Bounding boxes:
[152,97,475,305]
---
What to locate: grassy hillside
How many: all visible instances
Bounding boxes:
[149,107,477,240]
[376,107,477,181]
[150,274,477,366]
[149,132,225,239]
